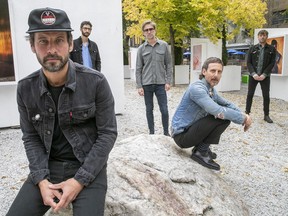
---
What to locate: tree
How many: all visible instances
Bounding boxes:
[122,0,267,78]
[189,0,267,65]
[122,13,130,65]
[122,0,199,85]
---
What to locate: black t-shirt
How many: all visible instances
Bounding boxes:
[47,83,78,162]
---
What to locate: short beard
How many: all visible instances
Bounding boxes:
[37,54,69,73]
[82,32,90,38]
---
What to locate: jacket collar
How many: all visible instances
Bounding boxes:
[257,43,269,49]
[77,36,91,47]
[201,78,212,90]
[39,59,76,96]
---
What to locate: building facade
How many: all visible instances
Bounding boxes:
[266,0,288,28]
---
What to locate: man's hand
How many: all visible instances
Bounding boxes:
[38,179,62,210]
[243,114,252,132]
[48,178,84,213]
[138,88,144,96]
[165,83,171,91]
[253,74,265,81]
[253,74,260,81]
[259,74,266,81]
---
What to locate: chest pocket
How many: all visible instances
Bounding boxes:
[71,104,96,125]
[71,48,81,53]
[155,50,165,62]
[27,108,45,135]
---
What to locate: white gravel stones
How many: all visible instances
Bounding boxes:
[1,79,287,216]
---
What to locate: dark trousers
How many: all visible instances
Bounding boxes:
[143,84,169,134]
[245,76,270,115]
[173,115,230,148]
[7,161,107,216]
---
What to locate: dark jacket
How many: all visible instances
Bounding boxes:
[247,43,276,77]
[70,37,101,71]
[17,60,117,186]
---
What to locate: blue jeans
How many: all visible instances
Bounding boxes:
[7,161,107,216]
[143,84,169,134]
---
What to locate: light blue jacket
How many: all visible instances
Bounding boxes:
[171,79,245,137]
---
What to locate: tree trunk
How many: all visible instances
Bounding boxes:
[221,25,228,66]
[169,24,176,86]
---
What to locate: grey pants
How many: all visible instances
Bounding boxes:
[7,161,107,216]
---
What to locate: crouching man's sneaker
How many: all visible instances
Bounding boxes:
[191,149,220,171]
[264,115,273,123]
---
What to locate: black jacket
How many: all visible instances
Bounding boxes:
[17,60,117,186]
[70,37,101,71]
[247,43,276,77]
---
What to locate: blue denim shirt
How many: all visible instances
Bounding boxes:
[17,60,117,186]
[171,79,245,137]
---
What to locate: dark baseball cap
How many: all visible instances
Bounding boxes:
[26,7,73,33]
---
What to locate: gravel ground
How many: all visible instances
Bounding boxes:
[0,79,287,216]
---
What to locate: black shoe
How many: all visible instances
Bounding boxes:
[192,147,217,159]
[207,148,217,159]
[164,132,170,137]
[191,150,220,170]
[264,115,273,123]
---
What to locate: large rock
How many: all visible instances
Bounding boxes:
[47,134,249,216]
[105,134,249,216]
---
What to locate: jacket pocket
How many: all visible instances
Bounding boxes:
[71,103,96,125]
[27,108,44,134]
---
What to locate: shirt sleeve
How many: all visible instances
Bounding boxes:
[135,45,144,88]
[164,43,172,84]
[191,84,245,124]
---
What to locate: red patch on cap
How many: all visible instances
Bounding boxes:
[41,11,56,25]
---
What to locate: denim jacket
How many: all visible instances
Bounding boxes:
[17,60,117,186]
[171,79,245,137]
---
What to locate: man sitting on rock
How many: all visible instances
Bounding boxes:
[171,57,252,171]
[7,7,117,215]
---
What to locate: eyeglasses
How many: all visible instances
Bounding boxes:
[82,27,92,31]
[143,28,154,32]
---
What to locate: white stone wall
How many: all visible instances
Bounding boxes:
[0,0,124,127]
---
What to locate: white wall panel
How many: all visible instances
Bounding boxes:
[1,0,124,127]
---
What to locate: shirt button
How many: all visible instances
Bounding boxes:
[46,130,51,135]
[83,113,88,118]
[48,108,53,113]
